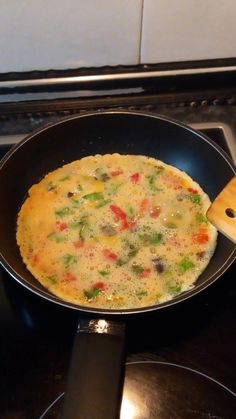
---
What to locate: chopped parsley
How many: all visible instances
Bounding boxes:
[178,258,195,274]
[55,207,71,218]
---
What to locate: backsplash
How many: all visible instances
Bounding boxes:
[0,0,235,73]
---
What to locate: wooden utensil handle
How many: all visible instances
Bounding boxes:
[207,176,236,243]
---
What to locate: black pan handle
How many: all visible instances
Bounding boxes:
[61,318,126,419]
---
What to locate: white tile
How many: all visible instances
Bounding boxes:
[0,0,142,72]
[141,0,236,63]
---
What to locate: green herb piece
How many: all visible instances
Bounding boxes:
[84,287,101,300]
[45,275,58,284]
[82,192,104,201]
[116,246,138,267]
[189,194,201,205]
[55,207,71,218]
[59,175,71,182]
[166,222,177,229]
[70,197,81,206]
[168,283,182,296]
[69,221,83,229]
[178,258,195,274]
[132,264,144,274]
[196,212,208,224]
[108,182,123,195]
[116,258,127,266]
[69,216,89,240]
[99,270,110,276]
[139,232,162,245]
[96,199,111,208]
[126,206,135,218]
[155,293,162,303]
[127,248,138,258]
[78,218,89,240]
[47,181,57,191]
[62,254,78,270]
[94,168,110,182]
[47,232,66,243]
[148,175,162,192]
[136,290,148,297]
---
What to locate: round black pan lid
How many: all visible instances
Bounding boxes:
[39,361,236,419]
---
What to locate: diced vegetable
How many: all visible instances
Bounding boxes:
[189,194,201,204]
[84,288,101,299]
[73,240,84,249]
[45,275,58,284]
[139,268,151,278]
[94,168,110,182]
[168,283,182,296]
[96,199,111,208]
[111,170,123,177]
[47,181,57,191]
[152,257,165,273]
[55,207,71,218]
[139,232,162,246]
[130,173,140,183]
[126,206,135,218]
[47,232,66,243]
[84,282,105,300]
[147,168,163,191]
[148,175,162,191]
[196,213,208,224]
[132,264,144,274]
[82,192,104,201]
[107,182,123,195]
[99,270,110,276]
[59,175,71,182]
[56,221,68,231]
[116,245,138,266]
[192,232,209,244]
[62,254,78,270]
[187,187,198,194]
[149,205,161,218]
[132,264,151,278]
[178,258,195,273]
[102,249,118,261]
[62,272,77,283]
[94,281,105,289]
[136,290,148,297]
[69,216,89,241]
[110,204,127,221]
[110,204,132,230]
[140,198,149,214]
[100,224,117,236]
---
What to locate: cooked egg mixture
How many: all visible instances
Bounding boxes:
[17,154,217,309]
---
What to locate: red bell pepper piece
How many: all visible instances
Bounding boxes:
[111,170,123,177]
[102,249,118,261]
[130,172,140,183]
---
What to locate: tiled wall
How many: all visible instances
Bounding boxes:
[0,0,235,73]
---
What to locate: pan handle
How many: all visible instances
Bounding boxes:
[61,318,126,419]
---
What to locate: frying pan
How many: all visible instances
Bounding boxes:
[0,111,235,419]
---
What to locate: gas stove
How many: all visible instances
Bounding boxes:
[0,68,236,418]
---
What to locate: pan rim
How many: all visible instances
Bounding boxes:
[0,110,235,315]
[0,109,235,174]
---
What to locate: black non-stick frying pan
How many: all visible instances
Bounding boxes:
[0,111,235,419]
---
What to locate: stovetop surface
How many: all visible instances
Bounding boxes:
[0,116,235,419]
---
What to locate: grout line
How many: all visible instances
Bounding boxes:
[138,0,145,64]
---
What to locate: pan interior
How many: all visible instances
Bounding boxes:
[0,112,235,313]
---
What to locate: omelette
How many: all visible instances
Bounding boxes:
[16,154,217,309]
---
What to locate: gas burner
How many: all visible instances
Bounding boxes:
[39,361,236,419]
